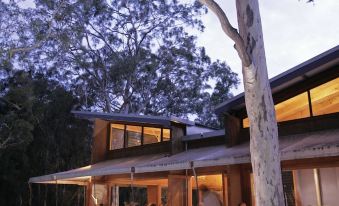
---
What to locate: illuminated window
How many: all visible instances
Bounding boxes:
[243,92,310,128]
[192,174,224,206]
[110,124,125,150]
[310,77,339,116]
[126,125,142,147]
[143,127,161,144]
[275,92,310,122]
[163,128,171,141]
[110,124,171,150]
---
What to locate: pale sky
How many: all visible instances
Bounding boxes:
[189,0,339,94]
[12,0,339,95]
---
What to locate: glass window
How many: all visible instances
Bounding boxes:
[126,125,142,147]
[143,127,161,144]
[110,124,125,150]
[163,128,171,141]
[243,92,310,128]
[275,92,310,122]
[310,77,339,116]
[92,184,108,205]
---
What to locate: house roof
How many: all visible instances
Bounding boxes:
[29,129,339,184]
[182,129,225,142]
[72,111,195,127]
[215,45,339,114]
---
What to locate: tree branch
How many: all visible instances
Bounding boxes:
[7,0,67,59]
[199,0,251,66]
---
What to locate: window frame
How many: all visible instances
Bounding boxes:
[109,122,172,150]
[242,76,339,128]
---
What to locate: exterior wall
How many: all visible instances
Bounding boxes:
[171,123,185,154]
[224,114,241,146]
[92,119,109,163]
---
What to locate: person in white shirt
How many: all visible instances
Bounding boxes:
[198,184,222,206]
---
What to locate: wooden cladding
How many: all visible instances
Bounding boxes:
[243,77,339,128]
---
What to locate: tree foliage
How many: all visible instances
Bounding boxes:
[4,0,238,127]
[0,0,240,204]
[0,71,92,205]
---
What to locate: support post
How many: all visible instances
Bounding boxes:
[225,165,243,206]
[147,185,162,205]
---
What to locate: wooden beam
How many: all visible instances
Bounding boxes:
[225,165,242,206]
[282,156,339,170]
[292,170,301,206]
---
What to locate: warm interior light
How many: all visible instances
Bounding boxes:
[243,92,310,128]
[311,77,339,116]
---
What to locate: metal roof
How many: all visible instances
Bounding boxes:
[215,45,339,114]
[72,111,195,127]
[182,129,225,142]
[30,129,339,184]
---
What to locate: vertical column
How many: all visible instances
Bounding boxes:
[222,173,228,206]
[85,183,93,206]
[187,176,192,206]
[313,169,322,206]
[92,119,108,163]
[147,185,161,205]
[110,185,119,206]
[292,170,301,206]
[240,167,252,206]
[170,124,185,155]
[225,165,243,206]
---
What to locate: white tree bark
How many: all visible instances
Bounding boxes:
[199,0,284,205]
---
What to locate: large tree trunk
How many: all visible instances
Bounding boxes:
[199,0,284,205]
[236,1,284,205]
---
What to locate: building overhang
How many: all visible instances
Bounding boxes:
[215,45,339,114]
[29,129,339,185]
[72,111,195,127]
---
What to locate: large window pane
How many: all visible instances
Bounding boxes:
[163,129,171,141]
[311,77,339,116]
[126,125,142,147]
[243,92,310,128]
[275,92,310,122]
[143,127,161,144]
[111,124,125,150]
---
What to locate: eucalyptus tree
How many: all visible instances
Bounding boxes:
[199,0,284,205]
[5,0,238,126]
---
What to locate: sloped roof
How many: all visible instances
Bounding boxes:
[215,45,339,114]
[72,111,195,126]
[29,129,339,184]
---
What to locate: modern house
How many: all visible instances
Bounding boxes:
[29,45,339,206]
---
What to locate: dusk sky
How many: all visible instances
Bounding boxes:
[189,0,339,94]
[13,0,339,94]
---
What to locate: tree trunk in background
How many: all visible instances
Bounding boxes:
[236,0,284,205]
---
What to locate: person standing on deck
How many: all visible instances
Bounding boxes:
[198,184,222,206]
